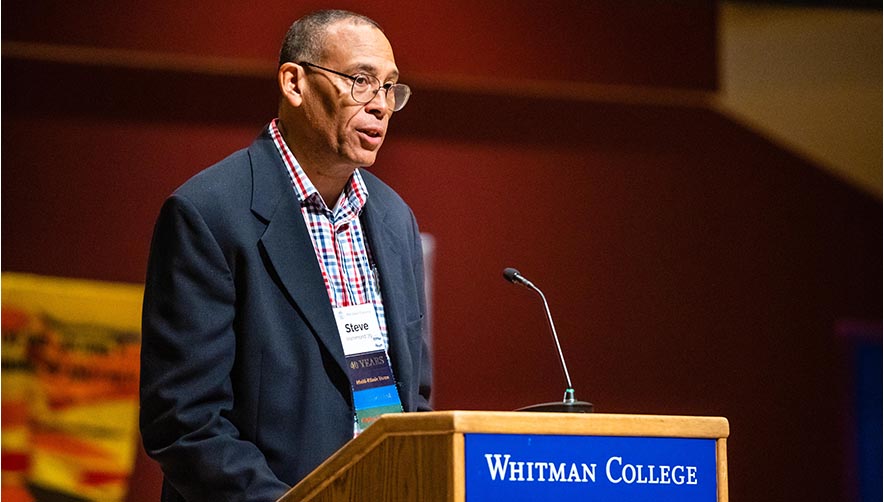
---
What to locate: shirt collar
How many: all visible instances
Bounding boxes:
[269,119,369,217]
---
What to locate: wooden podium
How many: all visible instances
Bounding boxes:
[279,411,729,502]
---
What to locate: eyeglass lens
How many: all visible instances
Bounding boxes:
[351,74,410,111]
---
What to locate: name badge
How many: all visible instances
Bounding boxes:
[333,304,403,433]
[334,303,385,356]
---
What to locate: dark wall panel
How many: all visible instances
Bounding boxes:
[377,104,881,500]
[1,116,257,282]
[2,0,717,89]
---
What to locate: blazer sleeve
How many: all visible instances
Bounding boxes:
[139,194,290,502]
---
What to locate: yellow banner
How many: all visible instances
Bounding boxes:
[2,273,143,502]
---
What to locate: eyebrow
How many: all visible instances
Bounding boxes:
[351,63,400,81]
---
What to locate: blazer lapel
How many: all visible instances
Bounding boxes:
[248,131,348,379]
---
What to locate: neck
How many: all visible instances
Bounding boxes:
[307,169,352,208]
[277,118,355,208]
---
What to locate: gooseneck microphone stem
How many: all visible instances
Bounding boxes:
[502,267,591,412]
[520,279,575,402]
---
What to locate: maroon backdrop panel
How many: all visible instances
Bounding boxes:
[3,0,717,89]
[378,105,881,501]
[1,116,258,282]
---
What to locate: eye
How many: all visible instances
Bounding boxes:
[353,75,371,87]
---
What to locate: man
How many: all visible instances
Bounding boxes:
[139,10,431,502]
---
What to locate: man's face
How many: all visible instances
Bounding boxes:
[301,22,399,173]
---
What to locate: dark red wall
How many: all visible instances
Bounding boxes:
[3,1,880,501]
[3,0,716,88]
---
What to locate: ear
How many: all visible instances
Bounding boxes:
[278,62,304,107]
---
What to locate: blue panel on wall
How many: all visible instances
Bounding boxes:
[855,339,882,502]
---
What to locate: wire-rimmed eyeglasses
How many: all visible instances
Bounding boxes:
[299,61,411,112]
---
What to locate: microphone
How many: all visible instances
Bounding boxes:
[502,267,593,413]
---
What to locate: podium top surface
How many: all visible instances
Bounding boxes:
[366,410,730,439]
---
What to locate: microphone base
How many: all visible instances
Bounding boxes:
[516,400,594,413]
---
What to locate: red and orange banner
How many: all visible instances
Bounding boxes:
[2,273,143,502]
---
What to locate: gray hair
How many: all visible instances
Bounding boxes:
[278,10,383,67]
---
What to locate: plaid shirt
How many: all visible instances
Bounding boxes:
[269,119,388,348]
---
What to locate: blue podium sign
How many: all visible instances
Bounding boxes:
[465,433,717,501]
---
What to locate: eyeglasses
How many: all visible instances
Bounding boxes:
[299,62,411,112]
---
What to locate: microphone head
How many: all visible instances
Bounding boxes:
[502,267,521,283]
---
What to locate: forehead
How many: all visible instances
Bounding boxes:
[321,21,397,75]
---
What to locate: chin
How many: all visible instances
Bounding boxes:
[354,154,379,168]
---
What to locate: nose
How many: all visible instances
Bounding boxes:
[364,88,391,118]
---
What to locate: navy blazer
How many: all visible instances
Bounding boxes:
[139,128,432,502]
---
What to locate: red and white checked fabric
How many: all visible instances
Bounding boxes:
[269,119,388,348]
